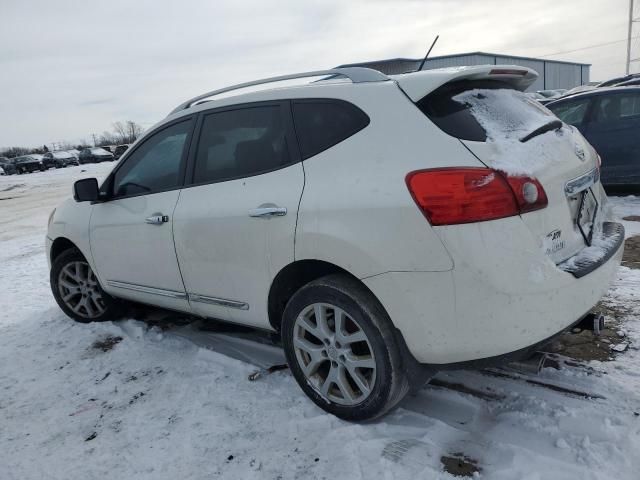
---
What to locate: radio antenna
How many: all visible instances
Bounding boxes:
[417,35,439,71]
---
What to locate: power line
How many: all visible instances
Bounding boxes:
[538,36,640,58]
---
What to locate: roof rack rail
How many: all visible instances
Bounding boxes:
[168,67,388,115]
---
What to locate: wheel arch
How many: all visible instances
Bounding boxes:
[268,259,380,332]
[50,237,81,263]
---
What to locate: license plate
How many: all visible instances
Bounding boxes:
[577,188,598,246]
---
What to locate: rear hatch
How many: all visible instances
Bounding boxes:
[397,66,602,264]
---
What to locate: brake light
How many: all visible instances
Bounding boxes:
[406,168,548,226]
[489,68,528,76]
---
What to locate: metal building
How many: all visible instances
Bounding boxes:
[338,52,590,91]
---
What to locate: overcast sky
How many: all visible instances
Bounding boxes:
[0,0,635,149]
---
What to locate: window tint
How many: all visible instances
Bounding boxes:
[548,98,591,125]
[113,120,191,197]
[292,100,369,159]
[593,94,640,122]
[193,105,290,184]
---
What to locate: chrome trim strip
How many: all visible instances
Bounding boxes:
[565,167,600,196]
[107,280,187,299]
[188,293,249,310]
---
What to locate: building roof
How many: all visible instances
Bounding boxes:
[339,51,591,69]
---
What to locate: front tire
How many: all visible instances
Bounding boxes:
[282,274,409,421]
[50,249,120,323]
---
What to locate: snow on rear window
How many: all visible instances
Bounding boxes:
[453,88,567,176]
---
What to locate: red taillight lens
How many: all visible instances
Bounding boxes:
[406,168,547,226]
[503,175,548,213]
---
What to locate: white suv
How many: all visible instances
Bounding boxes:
[47,66,624,420]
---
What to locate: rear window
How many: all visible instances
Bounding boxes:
[292,99,369,159]
[417,80,553,142]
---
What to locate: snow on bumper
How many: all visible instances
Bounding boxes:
[363,216,624,365]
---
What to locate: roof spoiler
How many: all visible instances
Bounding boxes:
[394,65,539,101]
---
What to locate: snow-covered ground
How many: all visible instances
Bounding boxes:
[1,165,639,479]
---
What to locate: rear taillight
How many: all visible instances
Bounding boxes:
[406,167,548,226]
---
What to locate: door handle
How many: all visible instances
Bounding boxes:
[145,214,169,225]
[248,206,287,218]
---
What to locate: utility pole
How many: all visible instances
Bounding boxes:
[91,133,97,147]
[628,0,634,74]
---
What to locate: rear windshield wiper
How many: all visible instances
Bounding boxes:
[520,120,563,143]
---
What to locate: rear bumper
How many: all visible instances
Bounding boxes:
[558,222,625,278]
[363,218,624,365]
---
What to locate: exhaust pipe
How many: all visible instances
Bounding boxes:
[576,313,605,336]
[507,352,548,375]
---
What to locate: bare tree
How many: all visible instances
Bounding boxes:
[112,121,128,144]
[111,120,144,144]
[126,121,144,143]
[0,120,145,158]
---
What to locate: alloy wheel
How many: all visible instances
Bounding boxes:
[57,261,106,319]
[292,303,376,406]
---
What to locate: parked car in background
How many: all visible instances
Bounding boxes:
[113,144,129,160]
[528,89,567,105]
[43,151,79,168]
[612,78,640,87]
[0,156,17,175]
[0,165,5,175]
[597,74,640,88]
[78,148,114,164]
[14,155,46,174]
[48,65,623,420]
[99,145,115,154]
[547,86,640,186]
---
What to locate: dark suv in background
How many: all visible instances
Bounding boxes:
[0,157,17,175]
[113,144,129,160]
[548,86,640,187]
[78,148,114,164]
[14,155,46,174]
[43,151,79,168]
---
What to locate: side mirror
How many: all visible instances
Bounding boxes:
[73,178,99,202]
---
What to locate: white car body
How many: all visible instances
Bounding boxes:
[47,65,623,366]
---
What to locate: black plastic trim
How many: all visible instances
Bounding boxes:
[559,222,625,278]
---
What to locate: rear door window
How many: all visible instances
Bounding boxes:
[292,100,369,159]
[193,104,292,184]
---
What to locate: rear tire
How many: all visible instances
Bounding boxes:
[50,249,121,323]
[282,274,410,421]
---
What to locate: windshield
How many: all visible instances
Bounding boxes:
[91,148,108,154]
